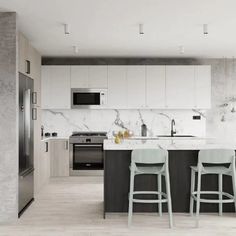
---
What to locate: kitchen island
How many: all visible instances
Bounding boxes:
[103,138,236,217]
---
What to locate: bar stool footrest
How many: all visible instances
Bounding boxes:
[131,191,168,204]
[191,191,235,203]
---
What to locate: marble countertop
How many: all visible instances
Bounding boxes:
[41,136,69,142]
[103,137,236,150]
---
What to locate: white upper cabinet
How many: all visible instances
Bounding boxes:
[195,65,211,109]
[71,66,89,88]
[127,66,146,108]
[107,66,127,108]
[166,66,195,109]
[41,66,51,109]
[70,65,108,89]
[41,66,70,109]
[41,65,211,110]
[88,66,108,88]
[146,66,166,108]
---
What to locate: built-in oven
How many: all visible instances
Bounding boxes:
[72,143,103,169]
[69,132,107,175]
[71,88,107,109]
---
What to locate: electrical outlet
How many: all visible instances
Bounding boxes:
[193,115,201,120]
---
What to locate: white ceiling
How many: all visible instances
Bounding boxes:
[0,0,236,58]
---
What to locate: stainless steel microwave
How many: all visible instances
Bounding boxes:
[71,88,107,109]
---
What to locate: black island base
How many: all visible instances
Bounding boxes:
[104,150,235,217]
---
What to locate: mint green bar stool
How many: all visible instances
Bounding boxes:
[189,149,236,227]
[128,149,173,228]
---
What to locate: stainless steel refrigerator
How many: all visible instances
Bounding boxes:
[18,73,34,215]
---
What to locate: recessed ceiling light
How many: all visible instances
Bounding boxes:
[64,24,70,35]
[73,46,79,54]
[203,24,208,35]
[139,23,144,35]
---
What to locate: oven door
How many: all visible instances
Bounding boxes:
[72,144,104,170]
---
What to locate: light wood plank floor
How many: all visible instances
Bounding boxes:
[0,176,236,236]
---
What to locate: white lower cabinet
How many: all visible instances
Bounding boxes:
[50,139,69,177]
[37,139,69,192]
[36,141,50,193]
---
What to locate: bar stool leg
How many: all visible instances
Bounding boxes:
[196,172,202,228]
[128,170,135,227]
[218,174,223,216]
[165,170,173,228]
[158,174,162,217]
[231,166,236,212]
[190,169,195,216]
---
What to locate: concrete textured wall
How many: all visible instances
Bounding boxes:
[0,12,18,222]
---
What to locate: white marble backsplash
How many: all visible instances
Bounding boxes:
[42,109,206,138]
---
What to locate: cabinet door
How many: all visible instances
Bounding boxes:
[166,66,195,108]
[41,66,71,109]
[34,108,42,194]
[28,45,35,79]
[146,66,166,108]
[32,49,41,106]
[51,66,70,109]
[37,141,50,192]
[88,66,108,88]
[107,66,127,108]
[127,66,146,108]
[50,140,69,177]
[71,66,89,88]
[18,32,29,75]
[195,66,211,109]
[41,66,52,109]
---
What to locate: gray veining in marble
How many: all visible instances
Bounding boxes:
[0,12,18,222]
[42,109,206,138]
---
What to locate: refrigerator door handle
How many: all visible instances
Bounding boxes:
[32,108,37,120]
[32,92,37,104]
[24,89,31,157]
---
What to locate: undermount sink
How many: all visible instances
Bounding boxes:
[157,135,195,138]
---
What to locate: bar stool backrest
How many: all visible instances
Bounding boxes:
[131,149,168,164]
[198,149,235,165]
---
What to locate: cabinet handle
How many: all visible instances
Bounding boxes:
[45,142,48,152]
[25,60,30,74]
[32,92,37,104]
[32,108,37,120]
[65,141,69,150]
